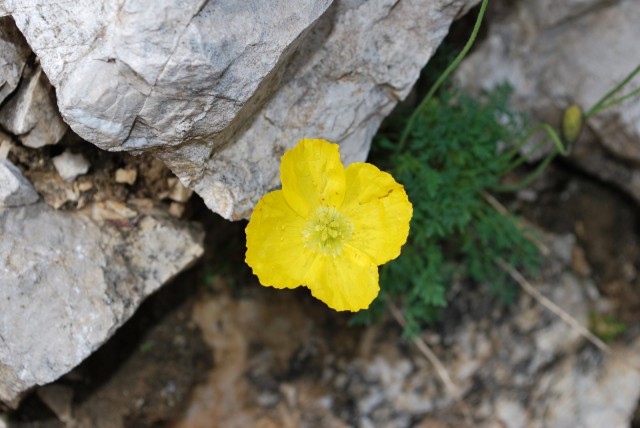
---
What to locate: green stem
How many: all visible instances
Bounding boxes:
[395,0,489,154]
[493,123,568,192]
[500,123,554,163]
[493,150,555,193]
[502,123,569,172]
[502,139,549,172]
[585,64,640,119]
[592,86,640,115]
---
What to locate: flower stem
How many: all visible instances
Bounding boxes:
[493,123,568,193]
[585,64,640,119]
[395,0,489,154]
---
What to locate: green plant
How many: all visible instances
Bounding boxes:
[353,84,541,335]
[351,0,640,335]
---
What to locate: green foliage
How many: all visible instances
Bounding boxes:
[352,85,541,335]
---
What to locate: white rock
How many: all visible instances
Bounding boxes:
[2,0,478,219]
[1,0,332,146]
[0,159,39,207]
[456,0,640,199]
[193,0,481,219]
[0,202,204,407]
[0,64,68,148]
[52,150,90,182]
[0,16,31,105]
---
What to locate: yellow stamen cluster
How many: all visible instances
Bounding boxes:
[303,206,354,255]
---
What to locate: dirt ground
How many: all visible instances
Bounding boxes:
[5,157,640,427]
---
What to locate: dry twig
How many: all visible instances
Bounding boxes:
[387,300,474,426]
[497,258,611,354]
[482,191,550,256]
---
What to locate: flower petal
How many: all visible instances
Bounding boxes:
[341,163,413,265]
[245,190,317,289]
[280,138,346,217]
[306,247,379,312]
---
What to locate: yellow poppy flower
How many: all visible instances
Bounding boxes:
[245,138,413,312]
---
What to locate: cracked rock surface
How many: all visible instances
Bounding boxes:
[1,0,477,219]
[0,202,204,407]
[0,159,38,207]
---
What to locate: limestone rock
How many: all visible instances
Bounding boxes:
[0,64,68,148]
[52,150,90,182]
[1,0,332,185]
[194,0,481,219]
[0,16,30,105]
[0,159,38,207]
[0,202,204,407]
[456,0,640,200]
[2,0,478,219]
[176,230,640,427]
[336,234,640,427]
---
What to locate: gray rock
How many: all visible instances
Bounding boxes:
[0,0,332,183]
[532,341,640,428]
[0,64,68,148]
[456,0,640,200]
[0,202,204,407]
[329,233,640,427]
[192,0,480,219]
[1,0,478,219]
[0,159,38,207]
[0,16,31,105]
[52,150,90,182]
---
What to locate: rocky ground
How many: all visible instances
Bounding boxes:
[3,0,640,427]
[4,163,640,428]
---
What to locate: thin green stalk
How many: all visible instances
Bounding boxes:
[593,86,640,114]
[502,139,549,172]
[500,123,555,163]
[585,64,640,119]
[493,150,555,193]
[493,123,568,192]
[502,123,569,173]
[396,0,489,154]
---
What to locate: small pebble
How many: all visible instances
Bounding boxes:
[169,202,185,218]
[115,168,137,185]
[167,177,193,203]
[77,181,94,192]
[0,140,12,160]
[52,151,90,182]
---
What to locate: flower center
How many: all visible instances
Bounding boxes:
[303,206,354,255]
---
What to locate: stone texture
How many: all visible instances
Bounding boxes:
[174,232,640,427]
[52,150,90,182]
[0,202,204,407]
[0,159,38,207]
[0,16,30,105]
[114,168,137,185]
[194,0,480,219]
[0,0,332,210]
[335,236,640,427]
[0,64,68,148]
[456,0,640,201]
[1,0,477,219]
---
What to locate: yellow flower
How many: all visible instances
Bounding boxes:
[245,138,413,312]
